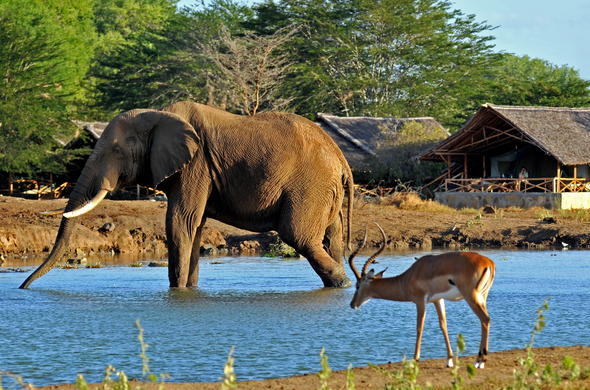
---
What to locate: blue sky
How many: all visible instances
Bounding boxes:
[178,0,590,79]
[452,0,590,79]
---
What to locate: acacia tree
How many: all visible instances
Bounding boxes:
[485,54,590,107]
[198,26,299,115]
[249,0,500,125]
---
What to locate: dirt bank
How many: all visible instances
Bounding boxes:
[36,346,590,389]
[2,195,590,266]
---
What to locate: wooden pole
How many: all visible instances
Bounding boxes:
[483,155,486,177]
[573,165,578,179]
[556,160,561,193]
[463,154,468,178]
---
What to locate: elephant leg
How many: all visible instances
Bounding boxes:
[278,194,350,288]
[323,213,344,262]
[297,241,351,288]
[165,201,206,288]
[187,218,207,288]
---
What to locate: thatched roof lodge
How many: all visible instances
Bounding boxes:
[316,113,447,171]
[419,104,590,209]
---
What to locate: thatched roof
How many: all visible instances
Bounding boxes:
[316,113,447,169]
[72,120,107,140]
[420,104,590,166]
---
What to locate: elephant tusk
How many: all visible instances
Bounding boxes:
[40,208,65,216]
[63,189,109,219]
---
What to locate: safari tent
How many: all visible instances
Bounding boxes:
[419,104,590,209]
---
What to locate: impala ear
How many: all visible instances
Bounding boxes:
[366,269,375,279]
[375,268,388,278]
[139,111,200,187]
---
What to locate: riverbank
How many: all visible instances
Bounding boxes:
[2,194,590,264]
[2,194,590,266]
[36,346,590,389]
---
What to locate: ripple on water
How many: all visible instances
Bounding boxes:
[1,251,589,386]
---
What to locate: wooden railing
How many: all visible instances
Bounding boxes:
[444,177,590,193]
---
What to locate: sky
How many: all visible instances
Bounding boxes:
[451,0,590,79]
[178,0,590,79]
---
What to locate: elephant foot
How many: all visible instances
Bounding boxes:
[321,274,352,288]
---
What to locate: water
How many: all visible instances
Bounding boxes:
[1,250,589,386]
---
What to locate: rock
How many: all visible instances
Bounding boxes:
[148,261,167,267]
[232,240,261,255]
[542,217,558,224]
[201,228,227,248]
[67,257,87,265]
[200,244,218,256]
[98,222,115,233]
[129,227,143,236]
[482,206,496,214]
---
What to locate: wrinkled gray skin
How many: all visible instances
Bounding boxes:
[20,101,354,289]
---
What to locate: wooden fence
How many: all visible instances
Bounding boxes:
[443,177,590,193]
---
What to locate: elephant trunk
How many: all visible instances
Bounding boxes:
[19,216,74,289]
[19,164,113,289]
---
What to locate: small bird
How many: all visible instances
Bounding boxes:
[561,242,569,250]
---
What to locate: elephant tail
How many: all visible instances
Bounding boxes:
[344,169,354,252]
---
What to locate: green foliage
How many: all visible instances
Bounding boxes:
[317,347,332,390]
[370,358,429,390]
[264,236,298,258]
[0,371,30,390]
[507,299,550,390]
[136,319,158,382]
[345,364,355,390]
[364,121,448,186]
[3,0,590,180]
[0,0,95,176]
[91,0,186,114]
[221,347,238,390]
[450,334,476,390]
[249,0,499,124]
[487,54,590,108]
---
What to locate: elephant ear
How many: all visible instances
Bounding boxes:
[138,111,200,187]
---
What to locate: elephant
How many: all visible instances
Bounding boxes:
[20,101,354,289]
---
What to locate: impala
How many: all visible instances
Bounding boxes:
[349,224,495,369]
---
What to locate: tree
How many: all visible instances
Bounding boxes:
[249,0,499,125]
[90,0,184,115]
[0,0,95,177]
[485,54,590,108]
[198,26,298,115]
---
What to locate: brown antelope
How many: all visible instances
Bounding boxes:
[349,224,495,369]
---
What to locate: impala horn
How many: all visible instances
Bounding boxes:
[348,223,388,281]
[361,223,387,276]
[348,227,368,281]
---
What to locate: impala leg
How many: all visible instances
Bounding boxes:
[465,294,491,369]
[434,299,454,367]
[414,300,427,361]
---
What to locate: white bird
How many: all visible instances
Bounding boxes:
[561,242,569,250]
